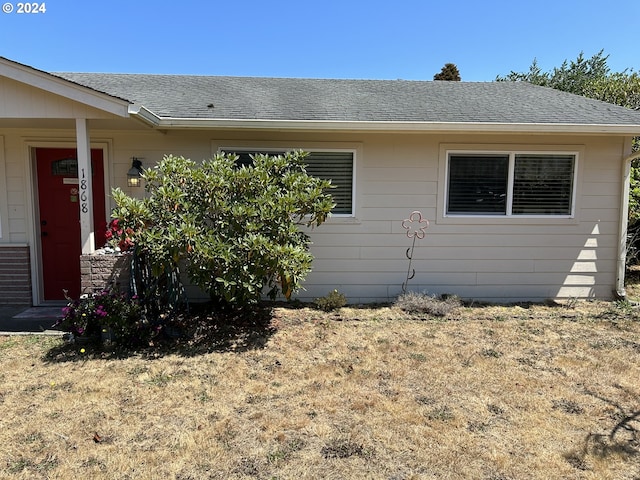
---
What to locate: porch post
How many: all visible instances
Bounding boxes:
[75,118,95,254]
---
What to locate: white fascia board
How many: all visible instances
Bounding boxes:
[0,59,131,117]
[133,116,640,135]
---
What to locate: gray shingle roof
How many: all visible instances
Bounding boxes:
[54,72,640,126]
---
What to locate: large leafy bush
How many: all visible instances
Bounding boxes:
[112,151,334,307]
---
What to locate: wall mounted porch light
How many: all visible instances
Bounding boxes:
[127,158,144,187]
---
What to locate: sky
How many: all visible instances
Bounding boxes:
[0,0,638,81]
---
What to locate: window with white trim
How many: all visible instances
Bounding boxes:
[446,151,576,216]
[226,149,354,215]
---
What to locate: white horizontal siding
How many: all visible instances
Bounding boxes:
[310,257,613,276]
[363,193,435,209]
[581,195,620,210]
[0,126,628,303]
[302,135,625,302]
[581,182,620,196]
[580,209,620,222]
[477,272,596,286]
[309,233,615,250]
[353,246,616,261]
[3,133,27,243]
[361,166,436,182]
[359,207,438,222]
[391,222,617,236]
[361,181,438,195]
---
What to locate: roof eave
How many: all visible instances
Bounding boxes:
[0,57,131,117]
[130,115,640,135]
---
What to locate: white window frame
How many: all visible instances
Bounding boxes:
[438,144,582,223]
[216,144,357,218]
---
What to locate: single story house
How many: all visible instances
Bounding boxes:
[1,56,640,306]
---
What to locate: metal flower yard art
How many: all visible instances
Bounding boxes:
[401,210,429,293]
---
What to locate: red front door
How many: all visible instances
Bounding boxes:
[36,148,107,300]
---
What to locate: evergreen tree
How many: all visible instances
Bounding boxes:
[434,63,461,81]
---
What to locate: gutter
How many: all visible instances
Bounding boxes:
[616,148,640,299]
[124,112,640,135]
[127,104,161,127]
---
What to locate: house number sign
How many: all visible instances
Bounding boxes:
[79,168,88,213]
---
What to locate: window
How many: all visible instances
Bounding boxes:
[226,149,354,215]
[446,151,576,216]
[51,158,78,176]
[448,154,509,214]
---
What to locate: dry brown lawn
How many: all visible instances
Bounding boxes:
[1,296,639,479]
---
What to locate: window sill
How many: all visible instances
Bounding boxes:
[326,215,361,225]
[300,215,361,227]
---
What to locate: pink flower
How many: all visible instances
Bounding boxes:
[119,238,133,252]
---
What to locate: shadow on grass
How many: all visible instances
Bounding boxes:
[43,302,278,363]
[565,386,639,470]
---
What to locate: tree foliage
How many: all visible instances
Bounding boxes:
[498,50,640,118]
[111,151,334,307]
[583,72,640,112]
[434,63,461,81]
[497,50,611,95]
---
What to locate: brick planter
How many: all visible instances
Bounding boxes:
[80,253,131,295]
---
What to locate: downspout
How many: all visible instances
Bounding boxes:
[616,148,640,298]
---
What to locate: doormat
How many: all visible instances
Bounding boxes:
[13,307,62,319]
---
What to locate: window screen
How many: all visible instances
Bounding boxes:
[512,154,574,215]
[447,154,509,214]
[227,150,354,215]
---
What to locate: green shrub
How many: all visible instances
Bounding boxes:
[112,151,334,308]
[55,289,145,343]
[314,289,347,311]
[395,291,461,317]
